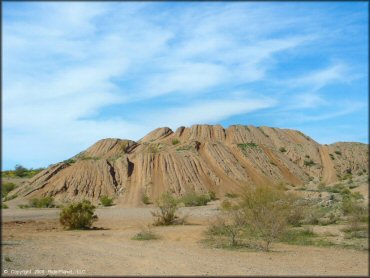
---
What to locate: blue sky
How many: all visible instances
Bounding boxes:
[3,2,368,170]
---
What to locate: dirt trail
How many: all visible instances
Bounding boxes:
[2,206,368,276]
[319,145,337,184]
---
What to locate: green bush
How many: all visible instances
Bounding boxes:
[269,160,277,166]
[237,143,258,150]
[59,200,98,229]
[152,192,179,226]
[29,197,55,208]
[220,200,233,210]
[176,145,192,151]
[239,185,295,251]
[1,203,9,209]
[3,194,18,202]
[100,195,113,207]
[132,225,159,240]
[279,147,287,153]
[304,159,315,167]
[209,185,300,251]
[279,227,333,247]
[63,158,76,165]
[181,192,211,207]
[2,182,16,197]
[142,194,152,205]
[206,210,246,247]
[317,182,326,192]
[334,150,342,155]
[287,204,306,227]
[225,192,238,198]
[208,191,217,201]
[172,139,180,145]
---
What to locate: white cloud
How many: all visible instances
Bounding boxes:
[3,2,367,168]
[140,97,277,128]
[284,63,354,91]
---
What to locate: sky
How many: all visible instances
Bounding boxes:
[3,2,368,170]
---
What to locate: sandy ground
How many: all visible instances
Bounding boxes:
[2,201,368,277]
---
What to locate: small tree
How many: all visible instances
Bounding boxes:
[59,200,98,229]
[239,185,294,251]
[14,164,27,177]
[211,207,246,246]
[152,192,179,225]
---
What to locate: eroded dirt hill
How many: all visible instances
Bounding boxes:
[12,125,368,206]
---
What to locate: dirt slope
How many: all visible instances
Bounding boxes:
[9,125,368,206]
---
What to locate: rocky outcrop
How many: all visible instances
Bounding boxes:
[14,124,369,206]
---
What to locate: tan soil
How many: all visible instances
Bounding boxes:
[1,204,368,276]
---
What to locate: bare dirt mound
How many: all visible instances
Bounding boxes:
[10,125,368,206]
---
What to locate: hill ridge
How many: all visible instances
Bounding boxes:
[12,124,368,206]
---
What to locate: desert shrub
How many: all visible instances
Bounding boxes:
[1,203,9,209]
[342,196,368,231]
[279,147,287,153]
[225,192,238,198]
[304,159,315,167]
[303,206,328,225]
[287,204,306,227]
[239,185,295,251]
[340,173,352,181]
[2,182,16,197]
[280,227,333,247]
[59,200,98,229]
[100,195,113,207]
[80,156,100,161]
[206,209,246,247]
[351,192,364,200]
[211,185,298,251]
[148,144,161,153]
[348,182,358,189]
[325,183,352,197]
[317,182,326,192]
[142,193,152,204]
[176,145,192,151]
[342,195,363,215]
[280,227,315,245]
[208,191,217,201]
[172,139,180,145]
[269,160,277,166]
[237,143,258,150]
[63,158,76,165]
[152,192,179,226]
[3,194,18,202]
[132,225,159,240]
[18,204,30,209]
[29,196,55,208]
[220,199,233,210]
[180,192,211,207]
[334,150,342,155]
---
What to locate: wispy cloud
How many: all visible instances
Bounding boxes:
[284,63,355,91]
[3,2,367,168]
